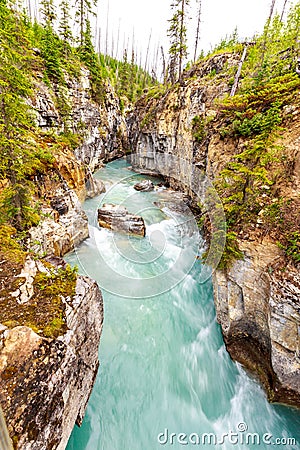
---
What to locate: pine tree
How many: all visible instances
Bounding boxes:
[167,0,189,83]
[0,1,52,229]
[119,48,129,96]
[41,24,63,82]
[59,0,72,53]
[76,0,96,46]
[40,0,56,26]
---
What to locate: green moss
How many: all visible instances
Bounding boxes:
[0,254,77,339]
[0,225,26,265]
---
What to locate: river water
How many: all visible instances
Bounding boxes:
[66,159,300,450]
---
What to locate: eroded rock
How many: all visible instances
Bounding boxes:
[97,204,146,237]
[85,176,106,199]
[0,276,103,450]
[133,180,154,191]
[28,189,89,257]
[213,238,300,406]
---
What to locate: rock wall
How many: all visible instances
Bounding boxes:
[0,66,124,448]
[128,53,300,406]
[0,275,103,449]
[27,67,127,258]
[30,68,127,171]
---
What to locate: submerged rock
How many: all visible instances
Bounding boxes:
[0,275,103,450]
[133,180,154,191]
[97,204,146,237]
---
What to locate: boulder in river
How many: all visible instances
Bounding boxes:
[133,180,154,192]
[97,204,146,237]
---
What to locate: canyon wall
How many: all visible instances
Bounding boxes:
[128,53,300,406]
[1,69,126,448]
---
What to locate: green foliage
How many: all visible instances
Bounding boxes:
[168,0,190,82]
[283,232,300,263]
[0,225,26,264]
[211,28,240,54]
[215,72,299,242]
[192,115,206,142]
[217,231,244,270]
[32,264,77,337]
[0,3,55,230]
[41,25,64,82]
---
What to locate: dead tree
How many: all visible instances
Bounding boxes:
[261,0,277,66]
[161,46,167,83]
[230,44,248,96]
[280,0,288,21]
[193,0,202,62]
[142,30,152,87]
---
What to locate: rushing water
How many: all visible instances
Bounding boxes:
[66,159,300,450]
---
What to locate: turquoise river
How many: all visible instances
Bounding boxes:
[66,159,300,450]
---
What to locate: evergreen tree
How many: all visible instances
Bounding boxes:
[76,0,96,46]
[59,0,73,53]
[119,48,130,96]
[0,0,52,229]
[167,0,189,83]
[40,0,56,26]
[41,24,63,82]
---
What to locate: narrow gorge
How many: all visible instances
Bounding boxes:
[0,2,300,448]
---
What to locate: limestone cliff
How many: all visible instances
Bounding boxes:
[0,66,125,448]
[0,270,103,449]
[128,52,300,406]
[26,67,127,258]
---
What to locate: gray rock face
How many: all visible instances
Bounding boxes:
[98,204,146,237]
[134,180,154,191]
[85,176,106,199]
[0,276,103,450]
[28,188,89,257]
[29,68,127,172]
[128,52,300,407]
[213,239,300,406]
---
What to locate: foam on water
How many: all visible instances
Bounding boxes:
[66,159,300,450]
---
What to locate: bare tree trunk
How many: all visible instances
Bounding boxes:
[194,0,202,63]
[114,19,120,59]
[27,0,33,20]
[260,0,276,67]
[143,30,152,87]
[34,0,39,21]
[80,0,84,46]
[230,44,248,96]
[161,46,166,83]
[280,0,288,21]
[105,0,109,55]
[268,0,276,22]
[111,32,115,58]
[152,42,160,81]
[97,27,101,55]
[179,0,185,80]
